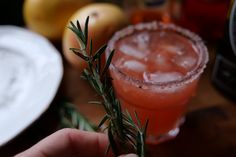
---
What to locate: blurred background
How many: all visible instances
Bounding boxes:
[0,0,230,41]
[0,0,236,157]
[0,0,24,26]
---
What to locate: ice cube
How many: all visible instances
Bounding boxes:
[122,60,147,72]
[159,44,185,56]
[143,71,183,83]
[173,56,197,70]
[119,44,146,60]
[154,53,172,71]
[134,32,150,50]
[156,54,167,65]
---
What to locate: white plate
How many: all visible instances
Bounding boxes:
[0,26,63,146]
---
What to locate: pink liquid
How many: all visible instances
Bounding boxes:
[113,30,199,80]
[106,22,208,144]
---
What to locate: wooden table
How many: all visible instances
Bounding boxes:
[0,46,236,157]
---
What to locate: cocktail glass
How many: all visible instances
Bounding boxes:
[106,22,208,144]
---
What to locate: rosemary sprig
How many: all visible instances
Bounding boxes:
[59,101,96,131]
[68,16,148,157]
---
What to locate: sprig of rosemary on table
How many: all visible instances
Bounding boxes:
[59,101,96,132]
[68,16,148,157]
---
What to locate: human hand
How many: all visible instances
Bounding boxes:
[15,128,137,157]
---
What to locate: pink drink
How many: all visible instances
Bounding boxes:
[106,22,208,144]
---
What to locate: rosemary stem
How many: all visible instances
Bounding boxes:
[68,17,147,157]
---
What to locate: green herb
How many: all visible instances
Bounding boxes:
[68,16,148,157]
[59,102,96,132]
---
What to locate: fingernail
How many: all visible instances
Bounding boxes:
[119,154,138,157]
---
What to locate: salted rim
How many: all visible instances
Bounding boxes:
[106,21,209,88]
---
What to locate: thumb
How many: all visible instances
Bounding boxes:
[119,154,138,157]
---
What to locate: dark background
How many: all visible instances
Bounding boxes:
[0,0,24,26]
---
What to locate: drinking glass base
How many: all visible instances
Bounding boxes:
[146,117,185,145]
[146,127,179,145]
